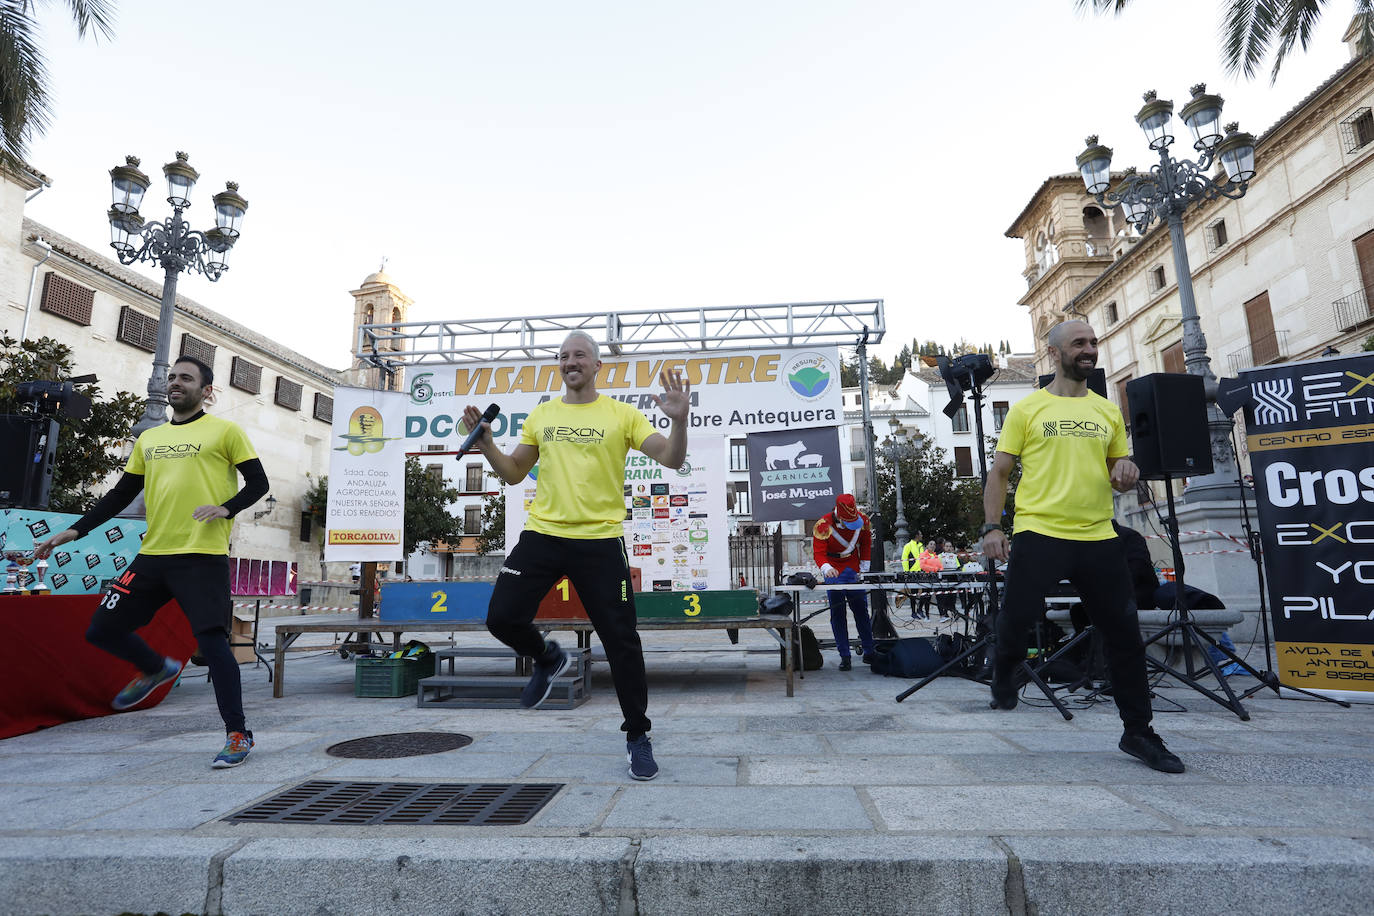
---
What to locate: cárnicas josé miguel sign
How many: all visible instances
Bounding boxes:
[745,426,843,522]
[1241,352,1374,699]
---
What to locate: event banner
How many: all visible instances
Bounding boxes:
[1241,352,1374,699]
[745,426,843,522]
[504,436,728,591]
[400,345,843,446]
[325,387,409,562]
[1,507,144,595]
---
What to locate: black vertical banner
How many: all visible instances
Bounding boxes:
[1241,353,1374,699]
[745,426,843,523]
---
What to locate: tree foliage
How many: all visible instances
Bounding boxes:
[0,335,142,511]
[476,472,505,556]
[874,434,1022,549]
[1077,0,1373,84]
[0,0,116,169]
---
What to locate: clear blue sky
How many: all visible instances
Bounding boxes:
[23,0,1357,370]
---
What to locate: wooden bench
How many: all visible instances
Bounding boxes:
[270,613,796,698]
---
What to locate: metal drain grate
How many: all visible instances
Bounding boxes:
[224,781,563,826]
[326,732,473,759]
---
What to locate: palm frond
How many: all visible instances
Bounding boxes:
[1268,1,1327,85]
[1221,0,1283,80]
[0,0,52,169]
[1074,0,1135,13]
[62,0,116,42]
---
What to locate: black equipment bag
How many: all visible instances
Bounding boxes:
[780,625,823,671]
[869,637,945,678]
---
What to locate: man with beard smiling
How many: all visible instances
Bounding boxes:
[35,356,269,769]
[979,321,1184,774]
[462,330,690,782]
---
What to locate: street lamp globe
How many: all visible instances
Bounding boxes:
[1180,83,1225,150]
[1134,90,1175,149]
[162,151,199,208]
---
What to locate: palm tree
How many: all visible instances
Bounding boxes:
[1078,1,1373,84]
[0,0,115,170]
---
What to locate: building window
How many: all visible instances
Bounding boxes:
[464,464,483,492]
[1115,375,1133,426]
[726,480,752,516]
[1206,218,1229,252]
[39,273,94,325]
[298,512,311,543]
[1162,341,1185,374]
[230,357,262,394]
[951,404,969,433]
[464,506,481,535]
[729,438,748,471]
[274,376,302,411]
[1148,265,1167,293]
[954,446,974,478]
[1244,291,1280,364]
[313,393,333,423]
[1340,107,1373,153]
[992,401,1009,431]
[425,463,443,484]
[115,306,158,351]
[1105,301,1119,325]
[425,444,444,452]
[852,468,869,504]
[179,334,216,369]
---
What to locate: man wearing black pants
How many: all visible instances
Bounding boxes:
[462,331,689,781]
[35,357,269,769]
[981,320,1184,774]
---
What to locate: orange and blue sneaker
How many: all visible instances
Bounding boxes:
[111,657,184,711]
[212,731,254,769]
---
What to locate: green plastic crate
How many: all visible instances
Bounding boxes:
[354,653,436,698]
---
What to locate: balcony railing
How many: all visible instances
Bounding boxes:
[1334,284,1373,332]
[1227,329,1290,374]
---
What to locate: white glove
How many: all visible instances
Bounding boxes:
[860,561,871,573]
[820,563,838,579]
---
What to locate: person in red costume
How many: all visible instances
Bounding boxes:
[812,494,876,670]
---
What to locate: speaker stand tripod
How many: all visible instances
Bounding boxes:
[1139,474,1258,720]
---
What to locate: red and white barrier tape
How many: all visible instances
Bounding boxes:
[232,603,358,612]
[1144,528,1248,548]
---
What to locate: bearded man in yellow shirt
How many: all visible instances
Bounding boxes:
[462,331,689,781]
[981,321,1184,774]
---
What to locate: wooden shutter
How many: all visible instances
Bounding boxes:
[1162,342,1184,374]
[1355,229,1374,297]
[1245,292,1277,364]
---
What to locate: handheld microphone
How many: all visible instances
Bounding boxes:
[457,403,500,458]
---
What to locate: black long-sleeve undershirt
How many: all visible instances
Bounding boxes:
[69,458,270,538]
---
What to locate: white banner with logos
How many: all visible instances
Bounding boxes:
[324,387,409,562]
[400,346,843,448]
[504,436,728,591]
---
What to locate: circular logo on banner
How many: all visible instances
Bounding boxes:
[782,351,836,402]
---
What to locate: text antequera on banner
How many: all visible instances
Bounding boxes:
[1242,351,1374,701]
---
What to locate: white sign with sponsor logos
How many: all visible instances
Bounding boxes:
[504,436,728,592]
[324,387,409,562]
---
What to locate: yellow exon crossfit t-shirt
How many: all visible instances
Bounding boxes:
[519,395,657,539]
[995,388,1129,542]
[125,413,258,555]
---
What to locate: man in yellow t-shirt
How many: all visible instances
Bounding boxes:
[35,357,269,769]
[462,331,690,782]
[980,320,1184,774]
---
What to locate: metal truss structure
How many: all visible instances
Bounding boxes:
[354,299,884,369]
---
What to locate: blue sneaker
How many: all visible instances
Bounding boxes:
[212,731,254,769]
[627,734,659,781]
[111,657,183,710]
[520,641,571,709]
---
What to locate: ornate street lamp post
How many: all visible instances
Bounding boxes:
[1076,85,1256,501]
[887,416,910,547]
[108,152,248,436]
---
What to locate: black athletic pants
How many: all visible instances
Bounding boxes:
[487,531,650,738]
[87,553,247,735]
[994,531,1152,734]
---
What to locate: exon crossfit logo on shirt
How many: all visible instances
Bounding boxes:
[1252,377,1297,425]
[1046,419,1110,439]
[145,443,202,461]
[546,425,605,444]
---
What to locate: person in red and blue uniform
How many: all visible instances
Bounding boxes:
[812,494,875,670]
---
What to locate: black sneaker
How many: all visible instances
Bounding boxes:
[989,662,1018,710]
[627,734,659,780]
[519,641,571,709]
[1119,728,1185,773]
[838,656,852,671]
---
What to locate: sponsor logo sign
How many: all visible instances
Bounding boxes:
[745,425,843,522]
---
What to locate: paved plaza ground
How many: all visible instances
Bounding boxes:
[1,621,1371,915]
